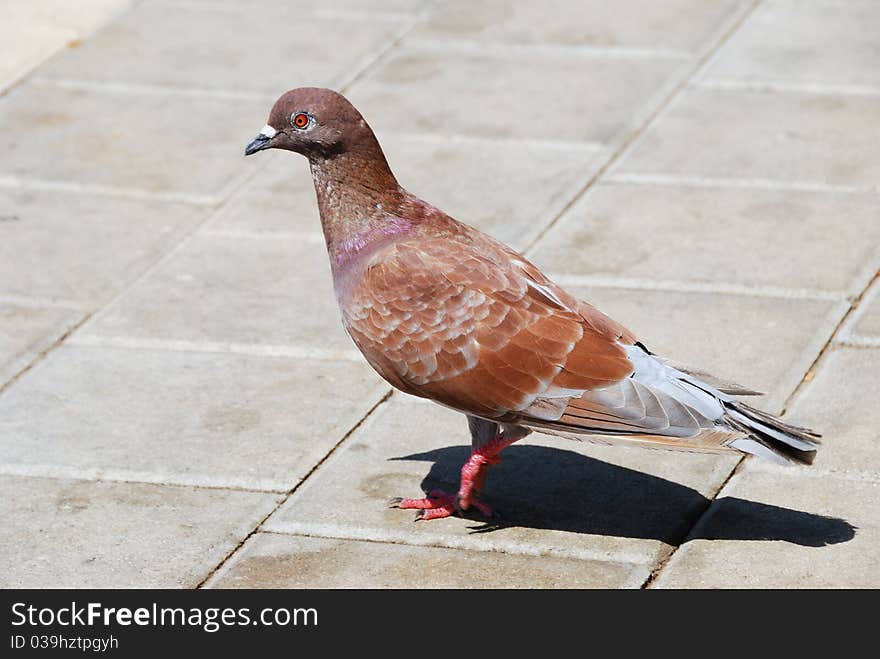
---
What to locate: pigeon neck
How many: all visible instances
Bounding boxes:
[309,142,406,267]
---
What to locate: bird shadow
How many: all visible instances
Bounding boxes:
[390,445,855,547]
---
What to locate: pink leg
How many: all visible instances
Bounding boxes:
[391,427,527,521]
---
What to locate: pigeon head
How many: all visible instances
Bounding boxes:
[244,87,372,161]
[245,88,402,262]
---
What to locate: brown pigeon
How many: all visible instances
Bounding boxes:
[245,88,819,520]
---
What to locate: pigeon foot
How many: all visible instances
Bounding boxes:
[390,489,494,520]
[389,439,513,521]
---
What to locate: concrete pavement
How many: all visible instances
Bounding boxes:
[1,0,877,588]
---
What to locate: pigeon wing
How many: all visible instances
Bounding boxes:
[344,233,637,418]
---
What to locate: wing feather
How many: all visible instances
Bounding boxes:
[343,228,735,452]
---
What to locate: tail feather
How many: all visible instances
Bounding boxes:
[723,400,820,465]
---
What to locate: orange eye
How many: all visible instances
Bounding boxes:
[292,112,310,129]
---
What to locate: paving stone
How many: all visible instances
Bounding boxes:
[769,347,880,480]
[0,345,388,491]
[0,83,270,200]
[385,135,605,250]
[848,280,880,339]
[3,0,134,35]
[0,24,76,90]
[77,231,354,354]
[264,396,738,567]
[614,87,880,187]
[206,532,648,588]
[163,0,424,13]
[702,0,880,89]
[350,45,681,144]
[651,469,866,588]
[416,0,745,52]
[206,152,316,236]
[531,182,880,293]
[556,286,844,414]
[0,0,132,88]
[0,474,279,588]
[0,188,207,304]
[209,135,606,250]
[38,1,406,93]
[0,303,83,386]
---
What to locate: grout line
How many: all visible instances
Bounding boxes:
[780,269,879,416]
[0,463,288,495]
[66,334,364,361]
[642,458,748,589]
[0,175,220,206]
[31,76,272,102]
[0,311,93,397]
[381,130,607,153]
[400,38,692,61]
[253,528,648,572]
[835,275,880,343]
[0,294,87,311]
[692,78,880,98]
[201,228,325,242]
[332,11,427,92]
[195,390,394,588]
[836,335,880,348]
[547,274,848,301]
[604,172,880,195]
[769,299,852,417]
[739,462,880,486]
[250,523,650,568]
[522,0,763,256]
[147,0,415,22]
[312,8,421,23]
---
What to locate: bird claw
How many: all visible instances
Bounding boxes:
[392,489,494,521]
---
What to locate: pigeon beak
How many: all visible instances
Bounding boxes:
[244,124,277,156]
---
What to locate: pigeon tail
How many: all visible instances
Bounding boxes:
[724,400,820,465]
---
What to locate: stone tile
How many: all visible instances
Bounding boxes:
[3,0,134,35]
[771,347,880,480]
[161,0,424,13]
[0,0,132,88]
[207,152,316,236]
[264,396,738,567]
[0,24,76,90]
[848,280,880,339]
[350,45,682,144]
[614,87,880,187]
[0,188,206,304]
[77,232,354,354]
[416,0,745,53]
[206,532,647,588]
[385,135,605,250]
[0,345,388,491]
[209,135,606,250]
[38,1,406,93]
[702,0,880,88]
[0,474,279,588]
[0,83,270,200]
[652,469,866,588]
[531,182,880,293]
[557,286,844,414]
[0,303,83,386]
